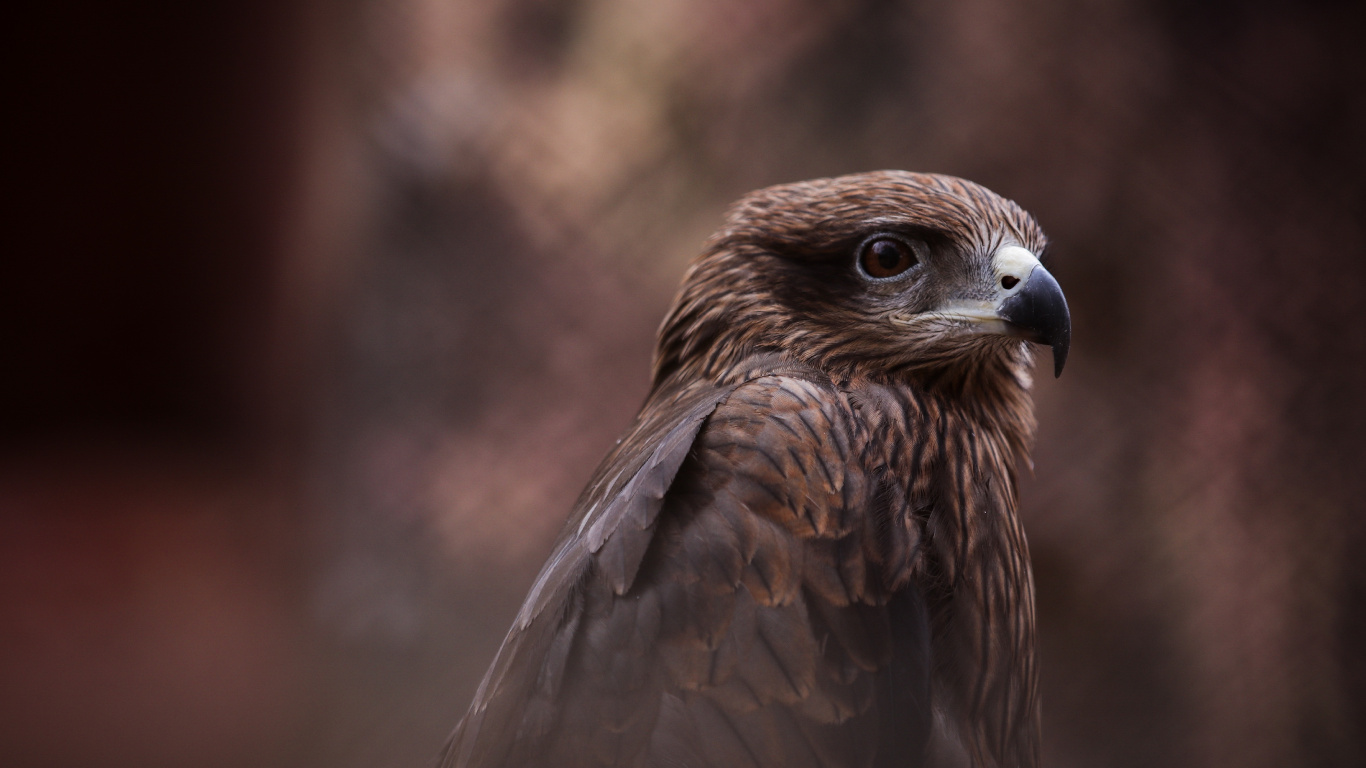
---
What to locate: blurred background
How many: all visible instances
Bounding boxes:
[7,0,1365,766]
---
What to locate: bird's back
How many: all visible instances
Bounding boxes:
[444,365,942,766]
[445,362,1035,767]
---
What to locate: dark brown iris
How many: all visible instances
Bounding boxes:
[859,237,917,279]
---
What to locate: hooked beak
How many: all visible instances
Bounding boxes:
[999,244,1070,377]
[907,245,1072,377]
[998,259,1071,377]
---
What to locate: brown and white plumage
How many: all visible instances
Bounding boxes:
[442,171,1070,768]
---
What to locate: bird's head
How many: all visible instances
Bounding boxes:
[653,171,1070,395]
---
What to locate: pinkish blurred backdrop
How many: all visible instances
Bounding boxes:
[6,1,1365,766]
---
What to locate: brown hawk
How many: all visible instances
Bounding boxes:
[442,171,1070,768]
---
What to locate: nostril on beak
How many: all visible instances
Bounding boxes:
[1001,275,1020,290]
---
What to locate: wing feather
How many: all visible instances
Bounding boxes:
[444,362,934,767]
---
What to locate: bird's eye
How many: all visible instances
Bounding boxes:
[858,237,918,280]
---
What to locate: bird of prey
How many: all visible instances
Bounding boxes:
[442,171,1070,768]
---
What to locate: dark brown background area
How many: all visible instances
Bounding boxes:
[5,1,1364,766]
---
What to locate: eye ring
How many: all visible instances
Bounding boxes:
[856,235,920,281]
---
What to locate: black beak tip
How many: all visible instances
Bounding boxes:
[1052,335,1069,378]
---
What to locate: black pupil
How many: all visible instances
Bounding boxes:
[875,241,902,270]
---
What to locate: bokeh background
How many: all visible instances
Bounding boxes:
[7,0,1365,766]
